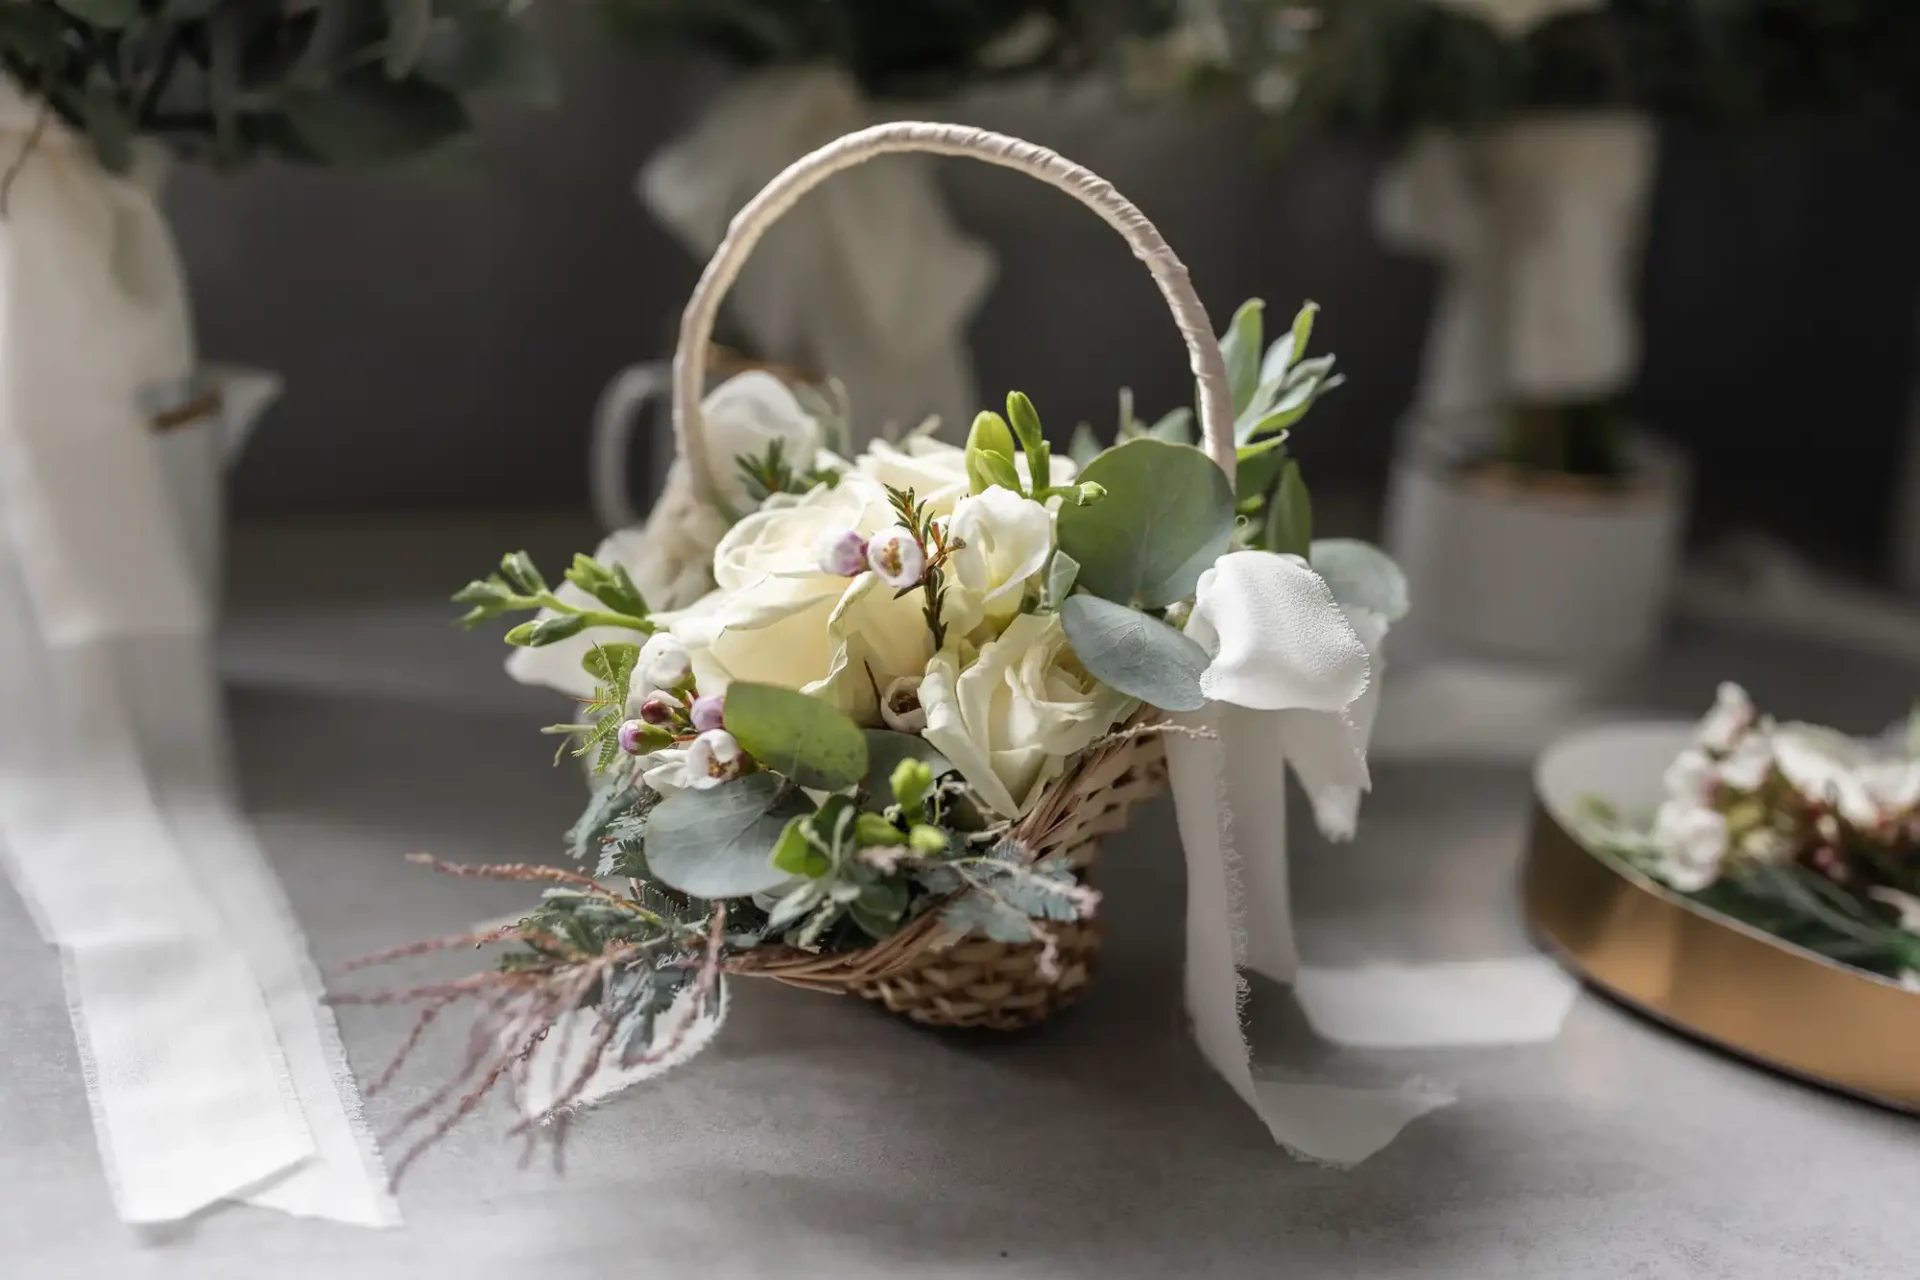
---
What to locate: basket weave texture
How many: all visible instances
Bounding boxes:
[727,727,1168,1030]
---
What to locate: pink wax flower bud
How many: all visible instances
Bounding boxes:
[639,691,681,726]
[817,528,869,577]
[690,694,726,734]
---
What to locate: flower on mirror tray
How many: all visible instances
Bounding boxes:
[1584,682,1920,987]
[360,298,1407,1167]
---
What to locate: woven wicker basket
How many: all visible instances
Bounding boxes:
[673,122,1243,1031]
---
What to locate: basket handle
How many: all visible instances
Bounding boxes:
[671,122,1238,510]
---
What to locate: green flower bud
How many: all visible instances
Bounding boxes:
[890,758,935,810]
[854,812,906,847]
[966,410,1016,459]
[907,824,949,854]
[1074,481,1106,506]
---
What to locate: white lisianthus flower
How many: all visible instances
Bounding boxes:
[1662,747,1720,806]
[948,485,1055,632]
[507,372,822,700]
[1426,0,1605,37]
[1649,800,1730,892]
[662,475,932,725]
[640,747,691,798]
[1183,551,1376,839]
[854,435,1076,517]
[919,612,1134,819]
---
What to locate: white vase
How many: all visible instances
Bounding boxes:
[155,366,281,615]
[1385,427,1689,668]
[1378,112,1658,423]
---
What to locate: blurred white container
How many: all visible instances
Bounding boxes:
[155,366,281,615]
[1385,425,1689,668]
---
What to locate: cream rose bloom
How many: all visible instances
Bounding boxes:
[661,474,931,724]
[948,485,1054,632]
[507,372,820,699]
[920,612,1134,819]
[855,435,1077,516]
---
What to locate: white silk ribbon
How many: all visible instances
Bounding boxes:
[0,85,393,1226]
[642,66,995,442]
[1169,551,1459,1164]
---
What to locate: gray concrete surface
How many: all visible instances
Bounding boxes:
[3,517,1917,1278]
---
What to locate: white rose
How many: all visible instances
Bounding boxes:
[506,372,817,701]
[662,475,933,724]
[919,612,1134,819]
[854,435,1077,517]
[1426,0,1604,36]
[948,485,1054,631]
[701,371,823,511]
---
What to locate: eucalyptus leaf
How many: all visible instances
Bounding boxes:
[1145,407,1195,445]
[1310,539,1410,623]
[1060,595,1209,712]
[1265,459,1313,558]
[281,72,470,166]
[647,773,808,899]
[55,0,139,28]
[725,683,868,791]
[1219,298,1264,417]
[1044,550,1080,609]
[1069,422,1105,470]
[1056,438,1234,610]
[580,641,640,687]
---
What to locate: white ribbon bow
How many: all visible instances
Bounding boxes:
[1165,550,1467,1165]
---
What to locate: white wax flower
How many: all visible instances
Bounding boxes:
[1716,734,1776,793]
[1649,800,1729,893]
[684,729,745,790]
[948,486,1054,631]
[1772,724,1887,828]
[1873,887,1920,935]
[637,633,692,692]
[1696,682,1757,753]
[1425,0,1605,37]
[1183,551,1376,839]
[662,474,931,725]
[919,612,1133,819]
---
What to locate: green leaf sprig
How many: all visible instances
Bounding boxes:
[453,551,657,644]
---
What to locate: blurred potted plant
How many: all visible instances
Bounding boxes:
[1243,0,1699,668]
[0,1,551,618]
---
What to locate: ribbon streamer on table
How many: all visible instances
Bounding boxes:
[643,67,995,444]
[1166,552,1575,1166]
[0,85,394,1227]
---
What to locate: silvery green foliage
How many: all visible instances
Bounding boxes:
[0,0,554,172]
[602,0,1181,99]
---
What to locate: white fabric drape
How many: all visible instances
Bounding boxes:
[0,87,393,1226]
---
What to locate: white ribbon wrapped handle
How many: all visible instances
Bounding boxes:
[671,121,1238,509]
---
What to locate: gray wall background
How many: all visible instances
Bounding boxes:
[166,14,1920,569]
